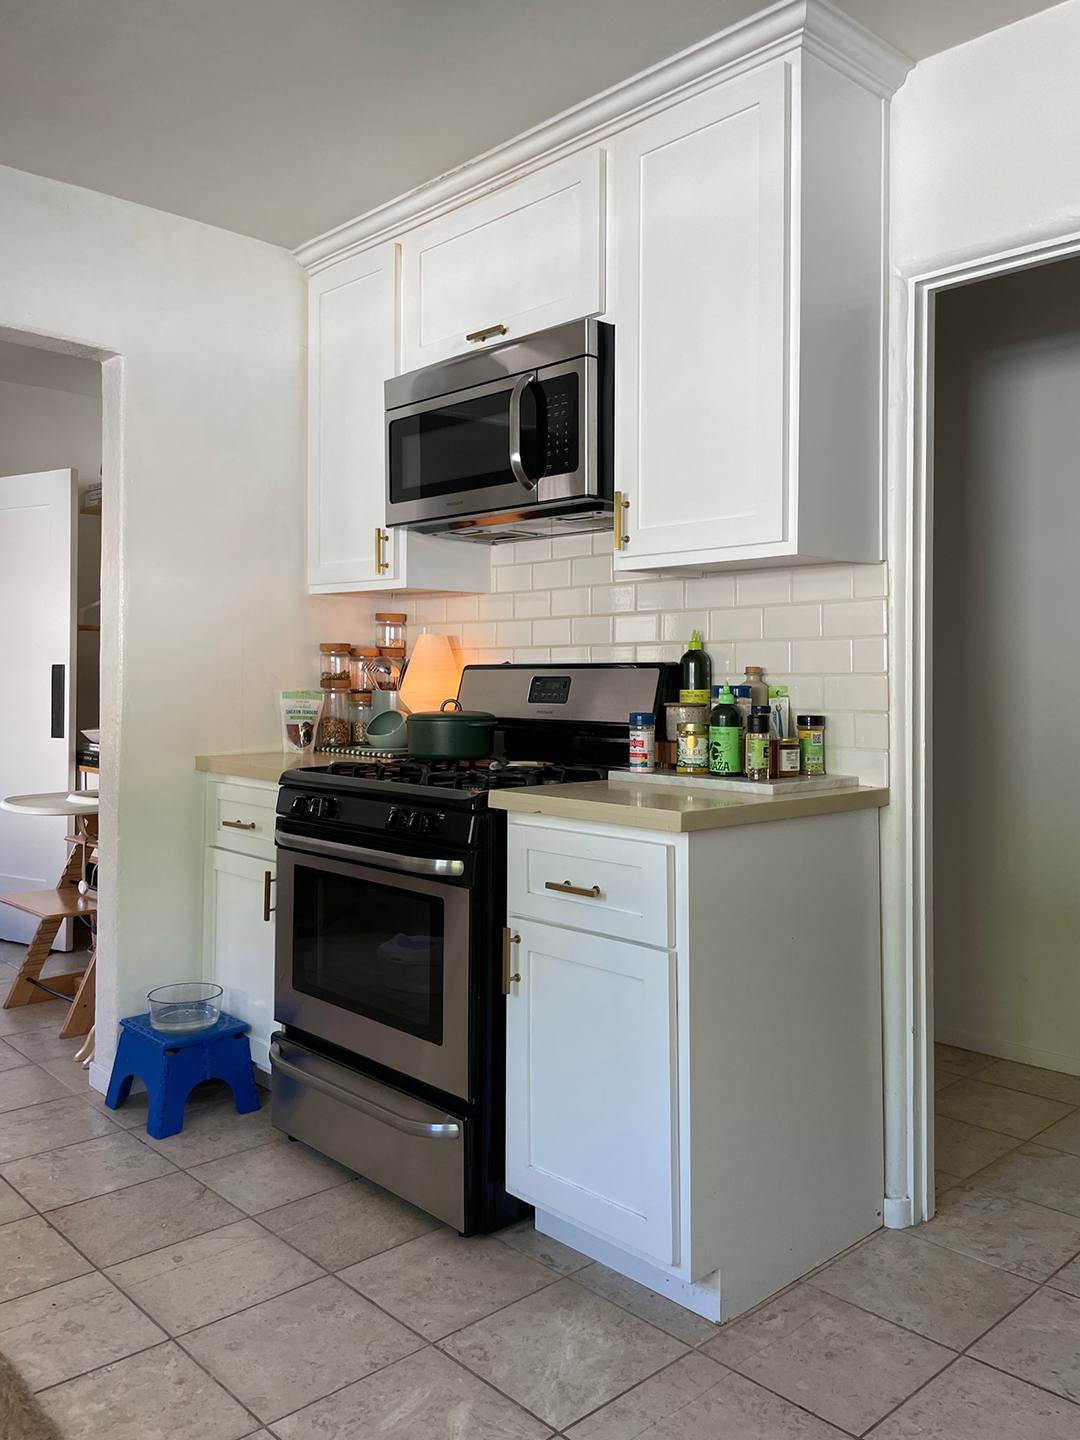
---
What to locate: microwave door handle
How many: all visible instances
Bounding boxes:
[508,373,538,491]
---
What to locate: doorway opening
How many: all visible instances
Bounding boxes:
[931,256,1080,1193]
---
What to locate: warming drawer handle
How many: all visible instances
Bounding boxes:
[545,879,602,899]
[222,819,257,831]
[270,1040,460,1140]
[275,828,465,877]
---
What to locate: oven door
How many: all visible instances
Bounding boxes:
[274,832,471,1101]
[385,357,593,526]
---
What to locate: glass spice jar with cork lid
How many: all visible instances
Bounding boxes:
[318,685,352,747]
[319,643,352,688]
[350,647,380,692]
[375,613,407,658]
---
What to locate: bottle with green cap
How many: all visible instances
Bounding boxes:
[679,631,712,705]
[708,684,743,775]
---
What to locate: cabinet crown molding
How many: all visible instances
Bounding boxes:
[295,0,911,274]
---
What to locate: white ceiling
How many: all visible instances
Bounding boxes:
[0,0,1065,250]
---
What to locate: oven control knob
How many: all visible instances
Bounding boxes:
[386,807,405,831]
[406,811,431,835]
[290,795,313,815]
[310,796,337,819]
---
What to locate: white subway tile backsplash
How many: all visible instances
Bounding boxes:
[572,614,614,646]
[853,562,888,598]
[685,575,737,610]
[572,554,615,587]
[790,639,853,674]
[550,587,592,618]
[445,595,479,623]
[824,674,889,711]
[476,593,514,621]
[786,677,825,714]
[830,746,889,788]
[709,608,763,641]
[550,646,593,662]
[513,591,551,619]
[532,559,572,590]
[514,539,551,562]
[822,599,887,637]
[461,621,497,648]
[764,604,822,639]
[661,612,708,643]
[852,637,888,673]
[495,563,533,592]
[827,713,856,749]
[412,596,447,624]
[735,639,791,673]
[591,645,638,662]
[551,534,596,559]
[496,619,532,648]
[855,712,889,748]
[514,648,551,663]
[635,643,683,663]
[737,570,791,606]
[635,579,685,611]
[791,565,854,602]
[614,613,659,644]
[532,617,572,647]
[591,585,637,614]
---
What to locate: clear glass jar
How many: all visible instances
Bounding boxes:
[319,642,352,688]
[350,646,380,691]
[318,686,352,747]
[375,612,407,657]
[348,689,373,745]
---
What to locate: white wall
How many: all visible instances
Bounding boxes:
[933,259,1080,1073]
[0,377,101,479]
[0,165,372,1085]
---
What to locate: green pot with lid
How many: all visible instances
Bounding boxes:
[406,698,497,761]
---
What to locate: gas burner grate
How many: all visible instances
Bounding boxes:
[324,759,605,792]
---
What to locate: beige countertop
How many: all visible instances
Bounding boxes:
[196,752,329,784]
[488,778,889,833]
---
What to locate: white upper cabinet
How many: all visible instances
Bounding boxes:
[399,150,605,372]
[611,51,892,572]
[307,241,489,594]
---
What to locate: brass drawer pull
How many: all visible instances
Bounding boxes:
[263,870,276,923]
[502,928,522,994]
[466,323,508,343]
[375,527,389,574]
[613,491,629,552]
[222,820,257,831]
[545,880,602,899]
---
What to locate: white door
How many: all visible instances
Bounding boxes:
[400,149,605,371]
[205,849,276,1072]
[0,470,76,943]
[505,919,678,1264]
[307,241,401,590]
[612,62,789,567]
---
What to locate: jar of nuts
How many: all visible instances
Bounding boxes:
[318,685,353,747]
[319,642,352,688]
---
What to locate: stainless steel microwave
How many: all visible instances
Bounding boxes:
[384,318,613,543]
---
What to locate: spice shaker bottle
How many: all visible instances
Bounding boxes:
[629,712,656,771]
[743,665,769,707]
[745,710,771,782]
[797,715,827,774]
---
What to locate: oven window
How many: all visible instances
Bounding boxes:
[292,865,444,1045]
[389,385,540,502]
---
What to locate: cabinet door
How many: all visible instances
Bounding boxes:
[307,242,401,589]
[205,849,276,1072]
[505,920,678,1264]
[400,150,605,371]
[612,63,789,566]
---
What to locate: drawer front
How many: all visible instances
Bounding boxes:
[207,781,277,858]
[508,824,673,948]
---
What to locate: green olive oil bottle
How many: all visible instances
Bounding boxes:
[679,631,712,704]
[708,684,743,774]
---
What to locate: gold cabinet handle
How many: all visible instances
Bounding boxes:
[263,870,276,923]
[222,820,257,830]
[545,880,602,899]
[374,527,389,574]
[502,928,521,994]
[466,323,508,344]
[613,491,629,552]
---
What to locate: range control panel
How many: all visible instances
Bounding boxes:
[289,794,338,820]
[386,807,446,836]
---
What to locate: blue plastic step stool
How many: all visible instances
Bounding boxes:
[105,1012,259,1139]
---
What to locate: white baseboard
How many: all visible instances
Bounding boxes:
[936,1027,1080,1079]
[535,1210,722,1321]
[88,1060,109,1095]
[883,1196,913,1229]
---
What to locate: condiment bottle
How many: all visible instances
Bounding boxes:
[778,735,801,775]
[797,714,827,774]
[679,632,711,705]
[745,711,771,782]
[743,665,769,707]
[629,712,656,771]
[676,722,709,774]
[708,685,743,775]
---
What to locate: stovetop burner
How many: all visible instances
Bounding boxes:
[324,758,605,794]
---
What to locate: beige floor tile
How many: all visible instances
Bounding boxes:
[0,1063,70,1114]
[179,1275,423,1423]
[341,1228,556,1340]
[105,1218,323,1334]
[273,1345,553,1440]
[38,1340,256,1440]
[440,1277,687,1431]
[934,1115,1019,1178]
[0,1271,166,1390]
[935,1170,961,1195]
[810,1228,1036,1348]
[565,1352,725,1440]
[3,1027,87,1065]
[0,1214,93,1300]
[0,1037,31,1072]
[1,1129,175,1209]
[0,999,71,1036]
[48,1171,245,1266]
[727,1288,953,1435]
[934,1044,991,1077]
[934,1071,961,1093]
[979,1142,1080,1218]
[258,1175,439,1269]
[1048,1253,1080,1298]
[920,1183,1080,1281]
[189,1139,352,1214]
[140,1094,279,1168]
[702,1283,833,1369]
[970,1287,1080,1404]
[978,1059,1080,1107]
[870,1356,1080,1438]
[0,1175,31,1223]
[495,1217,591,1275]
[0,1096,118,1163]
[1033,1109,1080,1156]
[573,1262,719,1346]
[936,1078,1073,1140]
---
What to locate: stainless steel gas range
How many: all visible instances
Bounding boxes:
[270,662,675,1233]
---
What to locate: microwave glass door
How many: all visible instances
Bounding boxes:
[388,370,580,509]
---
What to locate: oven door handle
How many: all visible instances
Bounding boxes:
[508,372,539,492]
[270,1040,461,1140]
[275,828,465,877]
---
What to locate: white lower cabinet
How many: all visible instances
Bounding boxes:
[204,847,276,1073]
[505,920,678,1264]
